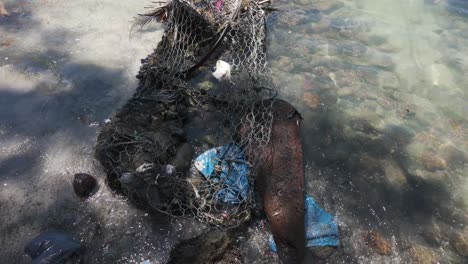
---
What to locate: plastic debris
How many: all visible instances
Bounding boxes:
[194,144,339,247]
[214,0,223,11]
[96,0,274,229]
[212,60,231,80]
[194,145,339,246]
[269,194,339,252]
[268,235,278,253]
[305,194,339,247]
[194,144,249,204]
[24,232,84,264]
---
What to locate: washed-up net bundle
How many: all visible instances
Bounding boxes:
[95,0,277,229]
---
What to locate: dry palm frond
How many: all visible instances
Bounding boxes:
[136,1,173,28]
[142,4,171,24]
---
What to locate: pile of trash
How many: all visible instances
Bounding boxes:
[95,0,276,228]
[22,0,342,262]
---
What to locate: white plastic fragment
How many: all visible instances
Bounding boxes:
[212,60,231,80]
[136,163,154,173]
[164,164,175,175]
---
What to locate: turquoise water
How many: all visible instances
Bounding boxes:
[268,0,467,262]
[0,0,467,263]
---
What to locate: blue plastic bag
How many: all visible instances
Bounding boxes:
[194,144,249,204]
[194,145,339,250]
[25,232,83,264]
[269,194,339,252]
[304,194,339,247]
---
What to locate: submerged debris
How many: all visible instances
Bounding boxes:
[95,0,277,229]
[24,232,84,264]
[408,245,440,264]
[421,223,444,247]
[450,231,468,257]
[95,90,192,216]
[364,231,392,255]
[167,230,241,264]
[212,60,231,80]
[420,152,448,171]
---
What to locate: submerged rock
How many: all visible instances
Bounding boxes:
[275,10,308,28]
[331,17,373,38]
[439,143,468,167]
[0,1,9,17]
[312,0,344,14]
[450,232,468,257]
[198,80,215,91]
[408,245,440,264]
[347,153,383,174]
[308,17,332,34]
[337,86,358,97]
[364,231,392,255]
[202,134,217,146]
[380,71,401,90]
[303,92,321,110]
[73,173,98,198]
[421,223,444,247]
[167,230,239,264]
[0,38,14,47]
[420,152,448,171]
[382,160,408,189]
[172,143,194,172]
[357,34,387,46]
[413,169,448,182]
[383,125,415,147]
[397,103,417,119]
[312,42,339,57]
[338,41,368,57]
[355,66,380,86]
[320,90,338,106]
[310,246,336,259]
[367,51,396,70]
[271,56,294,72]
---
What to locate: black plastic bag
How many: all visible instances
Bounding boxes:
[24,232,84,264]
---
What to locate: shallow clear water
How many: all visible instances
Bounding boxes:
[268,0,468,262]
[0,0,467,263]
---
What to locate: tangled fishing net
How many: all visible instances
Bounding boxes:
[95,0,277,229]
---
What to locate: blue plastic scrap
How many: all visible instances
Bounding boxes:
[194,144,250,204]
[193,144,339,250]
[24,232,83,264]
[269,194,340,252]
[305,194,339,247]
